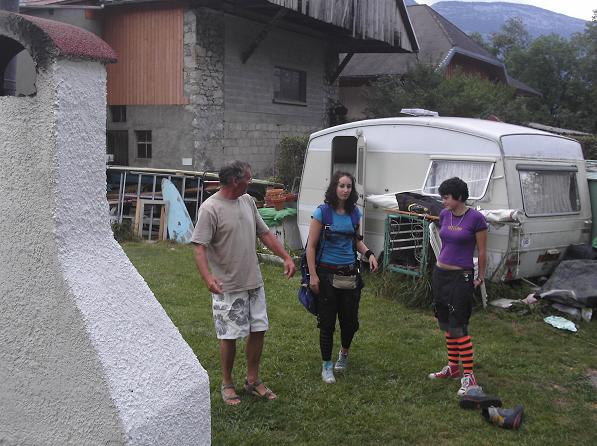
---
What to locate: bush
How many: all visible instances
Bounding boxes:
[111,220,137,242]
[577,135,597,160]
[277,135,309,189]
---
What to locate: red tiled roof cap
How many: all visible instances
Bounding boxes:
[1,11,116,64]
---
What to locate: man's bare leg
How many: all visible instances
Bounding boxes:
[220,339,239,402]
[246,331,276,399]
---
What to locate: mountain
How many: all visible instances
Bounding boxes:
[428,1,587,39]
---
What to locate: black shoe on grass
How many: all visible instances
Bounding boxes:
[482,405,524,430]
[459,385,502,410]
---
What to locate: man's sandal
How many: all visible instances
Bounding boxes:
[220,383,241,406]
[244,379,277,401]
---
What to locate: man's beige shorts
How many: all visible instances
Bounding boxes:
[211,286,269,339]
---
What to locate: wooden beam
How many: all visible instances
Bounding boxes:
[328,52,354,84]
[241,8,288,64]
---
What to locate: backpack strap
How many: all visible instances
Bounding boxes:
[349,207,360,265]
[320,203,333,228]
[349,207,360,229]
[316,203,332,263]
[321,204,362,267]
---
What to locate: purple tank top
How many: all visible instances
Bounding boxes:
[438,208,488,269]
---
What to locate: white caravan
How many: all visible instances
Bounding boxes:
[297,117,592,281]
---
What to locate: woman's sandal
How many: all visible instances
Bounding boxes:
[220,383,241,406]
[244,378,277,401]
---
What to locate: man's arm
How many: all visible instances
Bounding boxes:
[194,243,223,294]
[258,231,296,278]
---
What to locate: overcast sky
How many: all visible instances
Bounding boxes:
[416,1,594,21]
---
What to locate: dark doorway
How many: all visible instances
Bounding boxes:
[107,130,129,166]
[331,135,357,177]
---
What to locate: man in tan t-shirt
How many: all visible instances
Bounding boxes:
[192,160,295,405]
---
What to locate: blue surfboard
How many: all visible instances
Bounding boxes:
[161,179,194,244]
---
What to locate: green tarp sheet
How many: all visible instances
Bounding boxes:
[258,207,297,227]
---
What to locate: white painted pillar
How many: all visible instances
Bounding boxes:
[0,13,211,445]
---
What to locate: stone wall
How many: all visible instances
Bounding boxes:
[185,8,225,172]
[222,14,337,178]
[107,7,339,180]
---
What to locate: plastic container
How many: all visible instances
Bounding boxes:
[270,196,285,210]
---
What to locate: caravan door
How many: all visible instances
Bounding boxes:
[330,133,367,236]
[355,132,367,235]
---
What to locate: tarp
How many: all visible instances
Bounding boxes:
[258,207,297,227]
[540,260,597,308]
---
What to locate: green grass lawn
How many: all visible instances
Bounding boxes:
[123,242,597,446]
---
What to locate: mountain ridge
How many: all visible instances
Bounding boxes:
[413,1,587,39]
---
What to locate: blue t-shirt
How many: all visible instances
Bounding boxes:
[312,206,361,266]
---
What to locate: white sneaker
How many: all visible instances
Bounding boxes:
[321,361,336,384]
[457,373,478,396]
[334,352,349,372]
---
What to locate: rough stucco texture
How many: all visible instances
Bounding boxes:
[0,56,210,445]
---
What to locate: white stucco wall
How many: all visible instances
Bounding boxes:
[0,53,210,446]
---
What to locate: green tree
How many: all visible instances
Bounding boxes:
[488,13,596,133]
[489,17,531,61]
[569,11,597,132]
[366,13,597,134]
[468,32,492,53]
[512,34,580,124]
[364,64,443,118]
[276,135,309,189]
[364,64,532,124]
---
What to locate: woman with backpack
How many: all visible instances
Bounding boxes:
[306,171,378,384]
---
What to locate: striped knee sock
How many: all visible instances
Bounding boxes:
[445,332,459,367]
[456,335,474,375]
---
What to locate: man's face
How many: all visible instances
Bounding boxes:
[232,168,252,197]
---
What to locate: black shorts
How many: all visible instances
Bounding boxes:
[432,265,474,334]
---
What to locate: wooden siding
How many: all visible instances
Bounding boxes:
[267,0,407,48]
[104,7,187,105]
[446,55,501,83]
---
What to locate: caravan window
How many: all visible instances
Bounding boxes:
[518,166,580,216]
[422,160,493,199]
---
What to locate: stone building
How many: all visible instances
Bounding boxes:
[16,0,418,178]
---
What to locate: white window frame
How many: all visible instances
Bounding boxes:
[421,158,495,200]
[517,164,581,217]
[135,130,152,159]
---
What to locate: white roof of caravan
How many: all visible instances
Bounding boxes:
[310,117,585,160]
[310,117,562,141]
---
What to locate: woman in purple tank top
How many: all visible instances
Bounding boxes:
[428,177,488,397]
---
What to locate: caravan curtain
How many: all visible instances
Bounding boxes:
[519,170,580,215]
[423,160,493,199]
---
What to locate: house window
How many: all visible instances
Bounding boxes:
[274,66,306,104]
[135,130,152,159]
[422,160,494,200]
[518,167,580,216]
[111,105,126,122]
